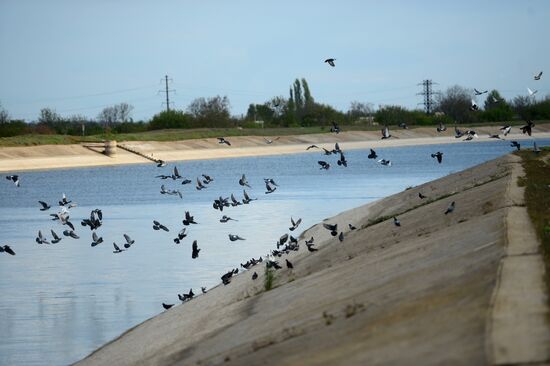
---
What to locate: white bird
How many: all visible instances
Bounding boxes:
[527,87,538,97]
[470,100,479,111]
[381,126,391,139]
[500,125,511,136]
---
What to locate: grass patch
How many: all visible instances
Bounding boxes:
[264,266,275,291]
[517,147,550,310]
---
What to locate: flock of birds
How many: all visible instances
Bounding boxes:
[1,62,545,313]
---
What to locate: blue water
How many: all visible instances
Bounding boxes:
[0,138,547,365]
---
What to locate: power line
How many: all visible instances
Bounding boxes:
[417,79,439,114]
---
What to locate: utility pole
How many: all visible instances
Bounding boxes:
[417,79,439,114]
[159,75,175,112]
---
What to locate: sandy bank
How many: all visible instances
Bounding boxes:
[1,124,549,173]
[76,154,549,365]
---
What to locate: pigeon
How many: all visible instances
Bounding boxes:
[153,220,169,232]
[0,245,16,255]
[239,174,251,188]
[381,126,391,139]
[228,234,245,242]
[437,122,447,132]
[123,234,134,248]
[418,192,427,199]
[330,121,341,134]
[349,224,357,230]
[266,260,282,270]
[113,242,124,253]
[306,242,318,252]
[393,217,401,227]
[156,160,167,167]
[217,137,231,146]
[489,134,502,140]
[474,88,488,95]
[399,122,408,129]
[201,287,207,294]
[173,228,188,243]
[455,126,464,138]
[202,174,214,184]
[324,58,336,67]
[264,137,279,144]
[63,229,79,239]
[527,87,537,97]
[196,177,206,190]
[263,178,279,187]
[265,181,277,194]
[500,125,512,136]
[318,161,330,170]
[470,100,479,111]
[444,201,455,215]
[289,217,302,231]
[182,211,197,225]
[431,152,443,164]
[510,141,521,151]
[38,201,51,211]
[520,120,535,136]
[322,148,333,156]
[6,175,20,187]
[58,193,72,206]
[181,178,192,185]
[378,159,392,166]
[306,145,319,150]
[337,152,348,167]
[50,229,62,244]
[338,232,344,242]
[252,272,258,280]
[172,166,182,180]
[277,234,289,248]
[367,149,378,159]
[534,71,543,81]
[36,230,49,245]
[220,215,237,223]
[323,223,338,236]
[286,259,294,269]
[242,190,257,204]
[192,240,200,258]
[162,303,174,310]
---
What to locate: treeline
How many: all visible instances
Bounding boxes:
[1,80,549,138]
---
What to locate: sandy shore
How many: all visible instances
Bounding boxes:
[76,154,549,366]
[1,124,549,173]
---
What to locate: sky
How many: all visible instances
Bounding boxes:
[0,0,548,122]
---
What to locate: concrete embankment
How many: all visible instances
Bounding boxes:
[76,154,549,366]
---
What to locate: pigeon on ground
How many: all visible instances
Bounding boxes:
[437,122,447,132]
[286,259,294,269]
[252,272,258,280]
[162,303,174,310]
[418,192,427,199]
[264,137,279,144]
[444,201,455,215]
[349,224,357,230]
[330,121,341,134]
[338,232,344,242]
[393,217,401,227]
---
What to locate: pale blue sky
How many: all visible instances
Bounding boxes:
[0,0,548,121]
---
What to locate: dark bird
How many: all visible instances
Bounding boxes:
[510,141,521,151]
[322,148,333,156]
[418,192,427,199]
[202,174,214,184]
[220,215,237,223]
[123,234,134,249]
[266,260,282,270]
[318,161,330,170]
[263,178,279,187]
[534,71,543,81]
[330,121,341,134]
[489,134,502,140]
[162,303,174,310]
[182,211,197,225]
[381,126,391,139]
[431,152,443,164]
[368,149,378,159]
[338,232,344,242]
[181,178,192,185]
[393,217,401,227]
[286,259,294,269]
[192,240,200,259]
[323,223,338,236]
[306,243,318,252]
[252,272,258,280]
[277,233,289,248]
[474,88,488,95]
[0,245,16,255]
[444,201,455,215]
[520,120,535,136]
[230,193,242,207]
[265,181,277,194]
[156,160,167,167]
[377,159,392,166]
[6,175,20,187]
[173,228,188,244]
[38,201,51,211]
[201,287,207,294]
[324,58,336,67]
[239,174,251,188]
[58,193,72,206]
[306,144,319,150]
[337,152,348,167]
[153,220,169,232]
[217,137,231,146]
[455,125,465,138]
[228,234,245,242]
[63,229,80,239]
[437,122,447,132]
[349,224,356,230]
[289,217,302,231]
[500,125,512,136]
[242,190,257,204]
[50,229,62,244]
[470,100,479,111]
[36,230,49,245]
[196,177,206,190]
[113,242,124,253]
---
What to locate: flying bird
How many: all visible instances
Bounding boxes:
[217,137,231,146]
[50,229,62,244]
[192,240,200,258]
[337,152,348,167]
[527,87,537,97]
[123,234,135,248]
[265,181,277,194]
[488,134,502,140]
[306,145,319,150]
[500,125,511,136]
[318,161,330,170]
[242,190,257,204]
[323,223,338,236]
[228,234,245,241]
[153,220,169,232]
[437,122,447,132]
[62,229,79,239]
[6,175,20,187]
[156,160,167,167]
[324,58,336,67]
[470,100,479,111]
[534,71,543,80]
[444,201,455,215]
[182,211,197,225]
[431,152,443,164]
[520,120,535,136]
[510,141,521,151]
[0,245,16,255]
[377,159,392,166]
[36,230,49,245]
[239,174,251,188]
[289,217,302,231]
[38,201,51,211]
[368,149,378,159]
[220,215,237,223]
[474,88,488,95]
[113,242,124,253]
